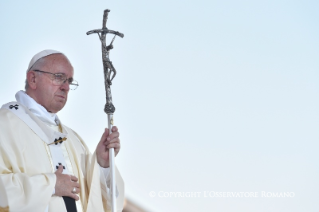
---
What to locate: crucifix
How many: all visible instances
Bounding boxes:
[86,9,124,212]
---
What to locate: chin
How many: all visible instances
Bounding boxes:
[51,104,66,113]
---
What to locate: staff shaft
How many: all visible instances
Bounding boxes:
[108,114,117,212]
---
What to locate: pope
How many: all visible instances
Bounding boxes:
[0,50,124,212]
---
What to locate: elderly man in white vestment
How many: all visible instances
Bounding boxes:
[0,50,124,212]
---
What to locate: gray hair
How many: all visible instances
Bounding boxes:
[25,57,46,90]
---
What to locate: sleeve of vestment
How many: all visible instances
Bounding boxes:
[68,129,125,212]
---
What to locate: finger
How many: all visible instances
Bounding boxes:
[99,128,109,144]
[70,175,78,182]
[106,132,119,143]
[104,138,120,146]
[55,165,64,174]
[107,143,120,150]
[72,182,80,188]
[111,126,118,132]
[70,193,79,201]
[70,186,80,194]
[73,187,80,194]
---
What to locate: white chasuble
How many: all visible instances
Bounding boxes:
[0,102,124,212]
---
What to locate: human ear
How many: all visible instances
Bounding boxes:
[26,71,37,89]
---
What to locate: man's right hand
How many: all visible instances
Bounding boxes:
[54,165,80,200]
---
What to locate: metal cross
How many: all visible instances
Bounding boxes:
[9,104,19,110]
[86,9,124,212]
[86,9,124,114]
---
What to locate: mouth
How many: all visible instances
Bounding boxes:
[56,95,66,101]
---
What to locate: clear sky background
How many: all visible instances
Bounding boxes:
[0,1,319,211]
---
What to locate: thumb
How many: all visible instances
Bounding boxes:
[100,128,109,142]
[104,128,110,136]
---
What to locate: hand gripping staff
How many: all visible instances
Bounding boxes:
[86,9,124,212]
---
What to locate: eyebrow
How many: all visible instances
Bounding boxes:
[55,73,73,78]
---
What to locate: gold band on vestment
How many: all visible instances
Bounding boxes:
[47,137,67,146]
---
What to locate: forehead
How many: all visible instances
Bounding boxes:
[43,54,74,76]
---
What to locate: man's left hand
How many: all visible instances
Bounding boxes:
[96,126,121,168]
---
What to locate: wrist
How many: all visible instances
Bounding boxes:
[97,157,109,168]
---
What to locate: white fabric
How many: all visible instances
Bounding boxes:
[2,102,70,174]
[16,90,58,126]
[27,49,63,72]
[0,106,58,212]
[12,91,118,211]
[0,105,126,211]
[49,125,84,212]
[0,177,8,208]
[2,100,79,211]
[8,95,82,211]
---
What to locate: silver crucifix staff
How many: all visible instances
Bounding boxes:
[86,9,124,212]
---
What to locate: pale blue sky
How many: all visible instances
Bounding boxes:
[1,1,319,211]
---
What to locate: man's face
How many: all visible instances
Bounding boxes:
[32,54,74,113]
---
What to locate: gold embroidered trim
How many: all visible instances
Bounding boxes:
[47,137,67,146]
[58,124,63,133]
[0,206,9,212]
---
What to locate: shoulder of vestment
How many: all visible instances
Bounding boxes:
[0,107,33,151]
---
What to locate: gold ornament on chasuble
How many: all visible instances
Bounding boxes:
[0,206,9,212]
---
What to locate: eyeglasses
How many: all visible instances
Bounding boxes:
[33,70,79,90]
